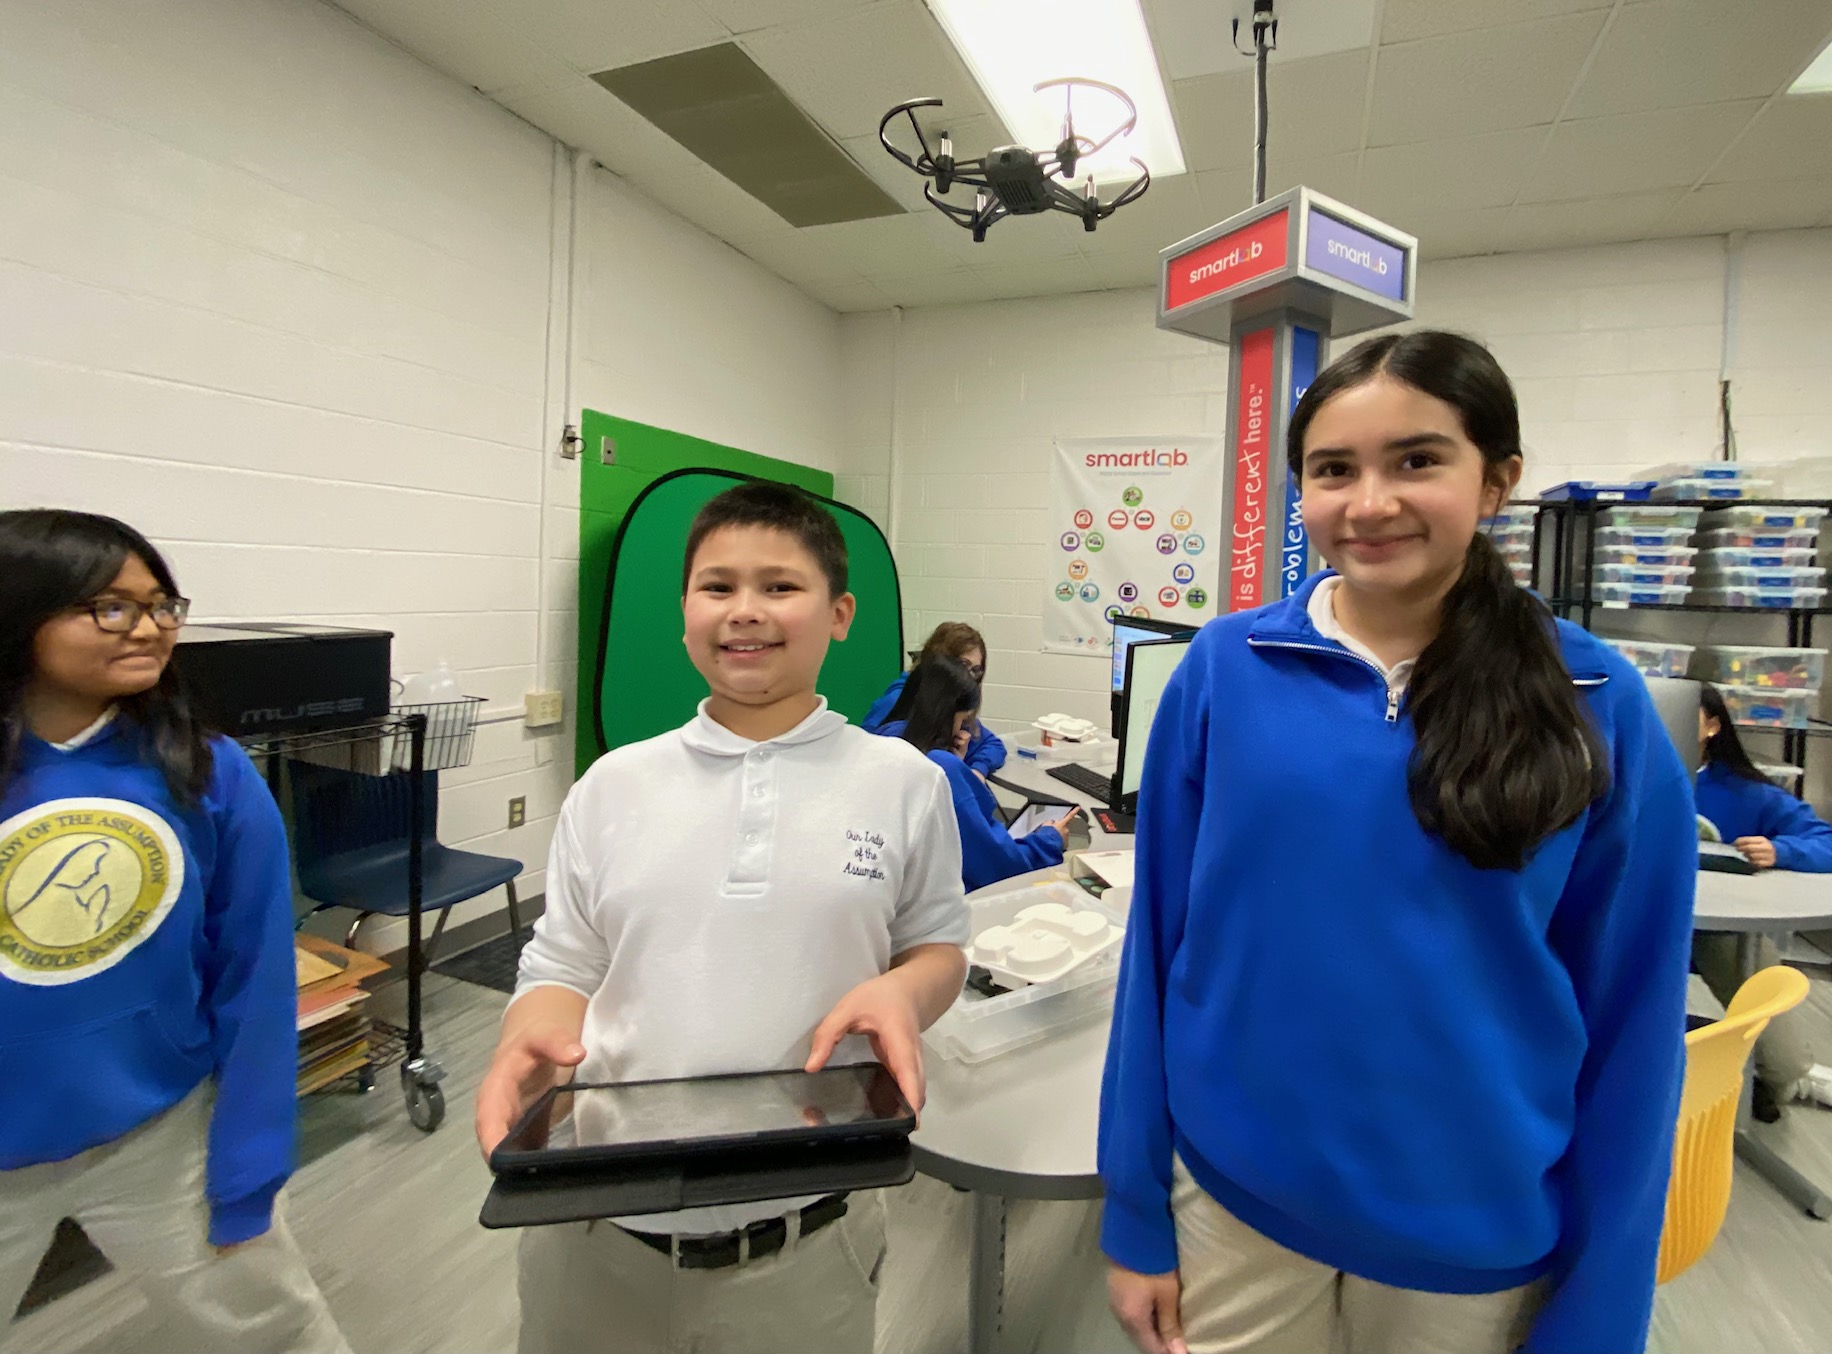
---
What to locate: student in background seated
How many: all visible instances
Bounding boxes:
[865,621,1006,775]
[896,657,1077,893]
[1692,682,1828,1119]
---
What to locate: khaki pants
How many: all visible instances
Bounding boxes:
[517,1191,886,1354]
[1171,1157,1545,1354]
[1693,933,1817,1089]
[0,1085,348,1354]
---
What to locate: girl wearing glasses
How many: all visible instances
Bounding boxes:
[0,510,346,1353]
[864,621,1007,775]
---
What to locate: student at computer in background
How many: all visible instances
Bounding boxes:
[475,481,969,1354]
[894,656,1078,893]
[0,510,348,1354]
[864,621,1006,775]
[1100,331,1695,1354]
[1691,681,1829,1120]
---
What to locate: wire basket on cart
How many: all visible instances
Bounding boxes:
[280,696,484,775]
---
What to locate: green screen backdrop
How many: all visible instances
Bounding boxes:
[576,412,902,776]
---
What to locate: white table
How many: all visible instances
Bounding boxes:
[1692,867,1832,1219]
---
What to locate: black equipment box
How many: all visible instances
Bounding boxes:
[173,623,392,738]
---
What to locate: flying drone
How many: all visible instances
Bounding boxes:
[878,78,1150,242]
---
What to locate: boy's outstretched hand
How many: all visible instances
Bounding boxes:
[805,943,968,1120]
[474,988,589,1161]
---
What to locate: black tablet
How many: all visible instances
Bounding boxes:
[488,1063,915,1178]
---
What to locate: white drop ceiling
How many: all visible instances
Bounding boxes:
[335,0,1832,312]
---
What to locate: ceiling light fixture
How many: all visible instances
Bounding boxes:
[1787,35,1832,94]
[925,0,1186,182]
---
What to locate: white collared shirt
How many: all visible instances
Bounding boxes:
[49,707,119,752]
[516,697,967,1233]
[1308,576,1418,696]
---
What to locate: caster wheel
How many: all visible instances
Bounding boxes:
[405,1077,444,1132]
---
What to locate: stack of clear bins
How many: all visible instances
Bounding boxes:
[1483,508,1537,589]
[1693,505,1827,609]
[922,879,1124,1065]
[1643,462,1772,503]
[1691,644,1828,731]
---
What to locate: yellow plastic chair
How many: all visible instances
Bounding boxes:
[1657,964,1811,1284]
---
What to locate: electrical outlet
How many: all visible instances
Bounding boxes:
[507,796,526,830]
[524,690,564,729]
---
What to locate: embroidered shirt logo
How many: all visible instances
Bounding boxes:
[842,827,887,881]
[0,798,185,986]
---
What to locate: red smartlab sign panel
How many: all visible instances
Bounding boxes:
[1165,209,1290,311]
[1230,327,1275,612]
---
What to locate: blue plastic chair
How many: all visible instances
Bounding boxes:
[287,761,523,965]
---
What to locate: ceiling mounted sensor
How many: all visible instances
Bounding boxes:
[591,44,902,228]
[880,80,1151,242]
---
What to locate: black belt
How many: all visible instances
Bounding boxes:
[623,1193,850,1271]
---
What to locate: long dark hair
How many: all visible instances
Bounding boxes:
[1288,331,1609,871]
[896,656,982,755]
[0,510,214,805]
[1699,684,1768,785]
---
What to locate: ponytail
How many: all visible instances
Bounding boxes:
[1406,534,1610,871]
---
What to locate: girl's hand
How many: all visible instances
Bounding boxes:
[1108,1263,1188,1354]
[1049,806,1085,835]
[951,727,972,758]
[1735,836,1778,869]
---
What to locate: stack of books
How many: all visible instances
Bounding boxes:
[295,934,389,1097]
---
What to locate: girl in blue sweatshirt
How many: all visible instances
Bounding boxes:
[865,621,1007,775]
[895,656,1075,892]
[1100,333,1694,1354]
[1691,682,1826,1113]
[0,511,346,1353]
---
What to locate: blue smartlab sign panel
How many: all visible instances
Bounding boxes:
[1306,211,1407,303]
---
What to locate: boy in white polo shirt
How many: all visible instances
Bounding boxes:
[476,480,969,1354]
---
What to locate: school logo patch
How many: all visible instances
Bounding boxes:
[0,798,185,986]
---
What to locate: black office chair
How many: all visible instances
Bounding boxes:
[288,761,523,966]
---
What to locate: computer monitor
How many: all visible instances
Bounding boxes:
[1114,635,1193,812]
[1110,615,1198,742]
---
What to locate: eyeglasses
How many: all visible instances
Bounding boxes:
[965,664,986,680]
[79,596,191,633]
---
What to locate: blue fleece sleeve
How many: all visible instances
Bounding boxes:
[200,745,299,1246]
[1749,784,1832,872]
[930,753,1062,892]
[964,721,1008,775]
[1098,648,1205,1276]
[1528,680,1695,1354]
[862,676,905,733]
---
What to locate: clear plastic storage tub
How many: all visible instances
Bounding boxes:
[1717,684,1818,730]
[1705,506,1828,531]
[1755,761,1805,793]
[1698,527,1821,551]
[1596,582,1690,608]
[1652,478,1770,501]
[1603,639,1695,678]
[1482,524,1534,550]
[1693,565,1826,589]
[1642,463,1747,483]
[1697,546,1819,569]
[1595,545,1697,567]
[1692,586,1828,611]
[1483,508,1537,529]
[1595,526,1696,549]
[1692,645,1828,691]
[1594,564,1694,587]
[1598,505,1702,529]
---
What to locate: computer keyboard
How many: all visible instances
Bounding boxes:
[1047,762,1113,803]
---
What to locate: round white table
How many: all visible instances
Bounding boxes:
[1692,866,1832,1220]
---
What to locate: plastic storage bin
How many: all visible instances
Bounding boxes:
[1594,564,1694,587]
[1692,565,1826,589]
[1599,506,1703,530]
[1482,524,1534,550]
[1539,481,1654,501]
[1595,545,1697,568]
[1705,506,1828,531]
[1699,527,1821,551]
[1595,526,1695,549]
[1755,761,1805,793]
[1009,730,1118,769]
[1691,645,1827,691]
[1483,507,1537,529]
[1596,582,1690,608]
[1691,586,1828,611]
[1716,683,1817,730]
[1603,639,1695,678]
[1652,478,1770,501]
[1696,546,1818,569]
[1642,463,1746,483]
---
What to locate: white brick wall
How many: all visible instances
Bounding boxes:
[839,229,1832,738]
[1,0,844,951]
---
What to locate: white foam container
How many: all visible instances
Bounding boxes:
[1008,729,1117,769]
[1603,638,1695,678]
[969,900,1123,988]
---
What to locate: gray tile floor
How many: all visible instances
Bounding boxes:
[10,973,1832,1354]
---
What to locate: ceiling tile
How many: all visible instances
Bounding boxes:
[844,113,1013,216]
[968,255,1100,301]
[1491,190,1686,253]
[737,231,871,286]
[866,268,992,308]
[1519,101,1765,201]
[1085,251,1161,292]
[1193,168,1253,220]
[696,0,876,37]
[1706,97,1832,183]
[741,0,990,142]
[1072,174,1213,266]
[333,0,574,94]
[1368,12,1607,147]
[1412,206,1512,259]
[1653,179,1832,238]
[1172,51,1369,174]
[1145,0,1377,82]
[1357,127,1547,222]
[1565,0,1832,119]
[808,276,893,312]
[1380,0,1610,44]
[1263,153,1362,206]
[795,214,957,274]
[509,0,728,75]
[501,79,697,181]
